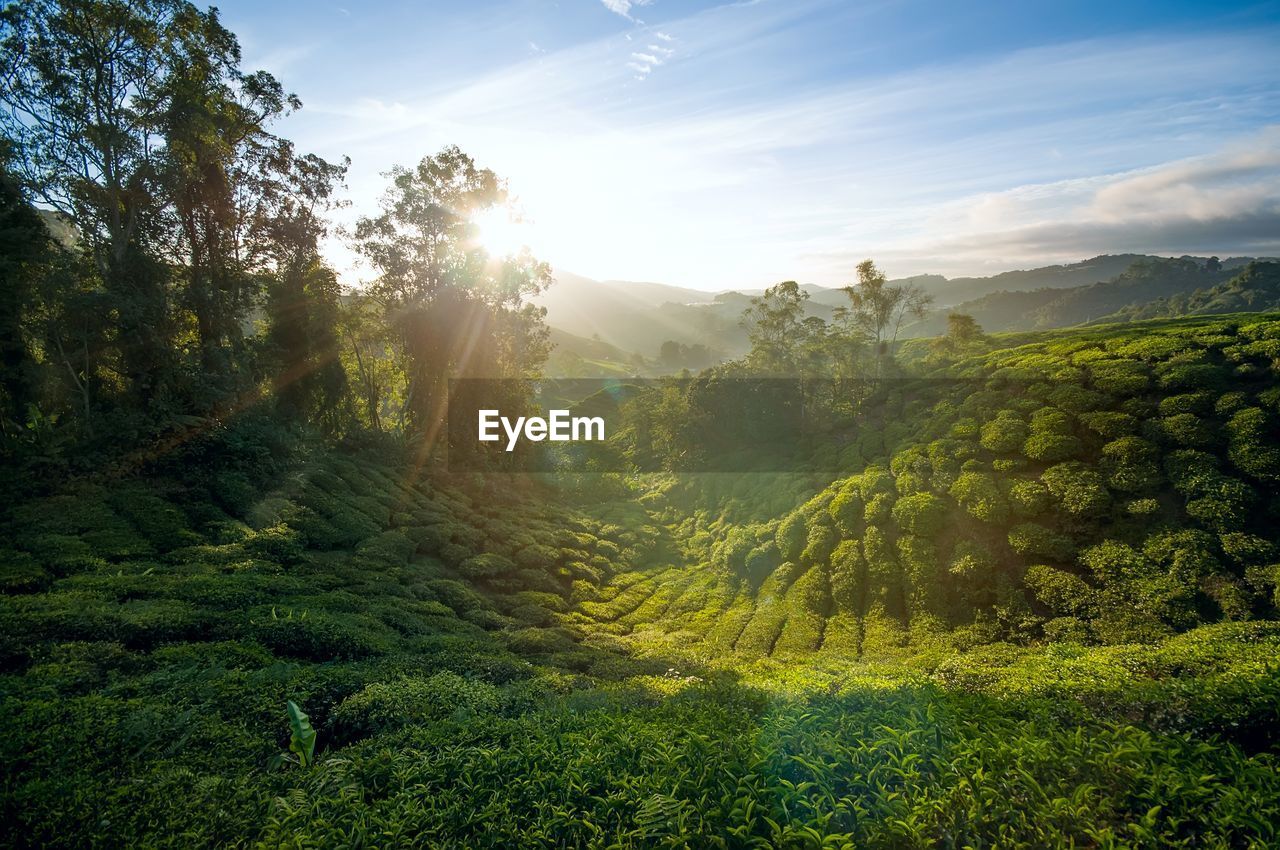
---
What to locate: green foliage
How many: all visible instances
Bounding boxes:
[950,470,1008,523]
[891,492,946,536]
[459,552,518,581]
[1008,523,1073,561]
[774,511,807,562]
[979,411,1027,453]
[1025,564,1095,615]
[329,672,502,743]
[1042,462,1111,517]
[1100,436,1160,491]
[287,701,317,767]
[828,485,863,535]
[7,313,1280,846]
[1023,432,1082,462]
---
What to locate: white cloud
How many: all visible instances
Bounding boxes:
[846,128,1280,275]
[600,0,652,21]
[1091,130,1280,222]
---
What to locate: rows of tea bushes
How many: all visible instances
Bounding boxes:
[4,315,1280,846]
[0,445,680,846]
[581,316,1280,660]
[245,632,1280,849]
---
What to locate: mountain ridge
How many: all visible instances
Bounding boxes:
[539,254,1275,358]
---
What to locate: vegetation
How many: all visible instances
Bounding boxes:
[2,2,1280,847]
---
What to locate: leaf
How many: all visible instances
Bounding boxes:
[287,700,317,767]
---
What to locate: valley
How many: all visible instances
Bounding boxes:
[5,314,1280,847]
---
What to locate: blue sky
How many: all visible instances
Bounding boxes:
[218,0,1280,289]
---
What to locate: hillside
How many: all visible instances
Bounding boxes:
[918,254,1158,306]
[905,256,1262,336]
[7,2,1280,845]
[4,315,1280,846]
[1102,261,1280,323]
[587,314,1280,657]
[540,256,1269,359]
[532,271,749,357]
[545,326,644,377]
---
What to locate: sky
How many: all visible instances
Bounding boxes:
[217,0,1280,290]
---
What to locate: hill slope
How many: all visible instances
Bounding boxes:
[4,316,1280,847]
[540,256,1270,357]
[906,256,1259,335]
[580,313,1280,659]
[1102,261,1280,323]
[533,271,745,357]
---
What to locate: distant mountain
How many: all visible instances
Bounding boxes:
[919,255,1153,306]
[1099,261,1280,324]
[802,276,944,309]
[532,271,755,357]
[906,256,1273,336]
[761,256,1169,309]
[537,256,1277,362]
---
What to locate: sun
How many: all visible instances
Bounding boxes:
[472,205,532,258]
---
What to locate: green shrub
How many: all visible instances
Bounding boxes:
[1081,540,1153,584]
[774,512,807,562]
[950,471,1008,524]
[354,531,415,567]
[827,486,863,535]
[979,412,1028,453]
[1024,565,1095,615]
[1042,463,1111,517]
[0,550,50,593]
[1008,479,1052,517]
[1008,523,1073,561]
[459,553,517,581]
[244,524,304,564]
[1079,410,1138,438]
[329,672,503,744]
[1157,413,1214,448]
[250,609,386,661]
[1023,432,1082,462]
[1101,436,1160,492]
[891,492,947,536]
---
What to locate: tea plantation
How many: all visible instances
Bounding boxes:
[3,316,1280,847]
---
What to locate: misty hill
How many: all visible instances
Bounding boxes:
[1101,261,1280,324]
[918,254,1151,306]
[908,256,1272,336]
[777,255,1187,309]
[539,256,1277,365]
[545,326,644,378]
[533,271,756,358]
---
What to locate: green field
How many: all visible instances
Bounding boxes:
[4,315,1280,848]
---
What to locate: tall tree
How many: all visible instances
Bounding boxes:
[158,8,301,387]
[259,153,351,433]
[740,280,811,375]
[835,259,932,372]
[0,0,186,402]
[0,153,49,430]
[929,312,987,360]
[2,0,342,431]
[353,146,551,434]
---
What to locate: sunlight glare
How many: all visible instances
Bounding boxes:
[472,206,532,259]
